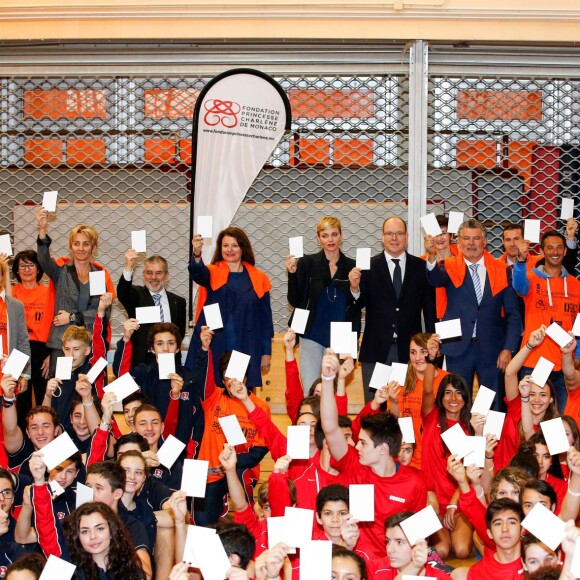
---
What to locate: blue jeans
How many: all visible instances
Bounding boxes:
[299,337,326,396]
[521,366,566,415]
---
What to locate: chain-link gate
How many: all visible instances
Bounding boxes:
[1,42,579,343]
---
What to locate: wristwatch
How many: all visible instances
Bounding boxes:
[69,313,76,323]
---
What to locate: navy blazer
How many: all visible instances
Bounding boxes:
[354,251,436,364]
[426,258,521,359]
[117,275,187,366]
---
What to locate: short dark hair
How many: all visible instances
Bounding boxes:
[133,403,162,425]
[331,545,367,580]
[359,412,402,457]
[6,553,47,578]
[541,230,566,249]
[12,250,44,283]
[122,391,151,409]
[53,451,83,472]
[71,394,102,418]
[0,468,14,491]
[503,223,523,236]
[145,255,168,273]
[435,214,449,229]
[115,432,149,457]
[509,445,540,479]
[87,461,126,493]
[25,406,58,430]
[385,511,414,530]
[147,322,182,350]
[523,479,558,510]
[215,522,255,570]
[316,484,349,516]
[315,415,351,450]
[298,396,320,418]
[212,227,255,266]
[526,565,561,580]
[485,498,523,530]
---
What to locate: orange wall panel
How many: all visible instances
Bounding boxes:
[289,89,374,119]
[457,90,542,121]
[66,138,107,166]
[144,138,177,165]
[334,138,374,166]
[290,138,330,166]
[456,139,497,169]
[23,89,107,120]
[24,138,64,166]
[144,89,199,119]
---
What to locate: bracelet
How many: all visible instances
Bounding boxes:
[82,401,94,407]
[446,504,457,510]
[520,396,530,403]
[2,400,14,408]
[425,355,438,365]
[169,391,181,400]
[568,485,580,497]
[322,374,336,381]
[525,342,535,350]
[3,396,15,403]
[193,253,202,259]
[476,487,485,498]
[485,455,494,460]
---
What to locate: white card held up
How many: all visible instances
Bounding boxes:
[440,423,472,460]
[483,410,506,440]
[135,305,162,324]
[349,332,358,359]
[471,385,496,417]
[86,357,108,384]
[398,417,415,444]
[531,356,555,388]
[435,319,462,340]
[521,502,565,551]
[157,434,186,469]
[131,230,147,253]
[55,356,73,381]
[197,215,213,238]
[420,213,443,236]
[0,234,13,257]
[289,236,304,258]
[447,211,464,234]
[224,350,251,381]
[39,555,76,580]
[369,362,392,390]
[218,415,247,446]
[40,432,78,471]
[2,349,30,379]
[191,533,231,580]
[330,322,353,355]
[103,372,140,402]
[390,362,408,386]
[463,436,486,468]
[400,505,443,546]
[157,352,176,380]
[76,482,94,508]
[561,197,575,220]
[203,303,224,330]
[356,248,371,270]
[290,308,309,335]
[183,525,216,566]
[300,541,332,580]
[267,516,295,552]
[181,459,209,497]
[546,322,574,349]
[541,417,570,456]
[287,425,311,459]
[524,219,541,243]
[285,507,315,548]
[89,270,106,296]
[49,480,65,498]
[349,484,374,522]
[42,190,58,212]
[574,314,580,336]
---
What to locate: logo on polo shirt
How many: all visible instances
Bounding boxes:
[389,495,406,503]
[153,468,163,479]
[57,512,66,520]
[181,392,189,401]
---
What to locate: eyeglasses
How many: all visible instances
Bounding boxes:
[382,231,406,238]
[17,263,36,270]
[0,490,14,499]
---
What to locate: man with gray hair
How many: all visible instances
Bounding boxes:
[425,218,521,408]
[117,250,187,366]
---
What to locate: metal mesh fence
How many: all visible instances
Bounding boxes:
[427,73,580,265]
[1,44,579,341]
[0,68,410,337]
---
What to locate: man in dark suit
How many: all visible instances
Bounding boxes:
[349,216,436,402]
[117,250,187,367]
[425,218,521,408]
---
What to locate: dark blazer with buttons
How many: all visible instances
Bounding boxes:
[353,251,436,364]
[117,275,187,367]
[426,259,521,359]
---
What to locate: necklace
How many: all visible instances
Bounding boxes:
[326,283,337,303]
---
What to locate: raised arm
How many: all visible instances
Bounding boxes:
[1,374,23,454]
[220,444,248,512]
[505,325,546,401]
[561,335,579,392]
[421,334,440,417]
[320,352,347,461]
